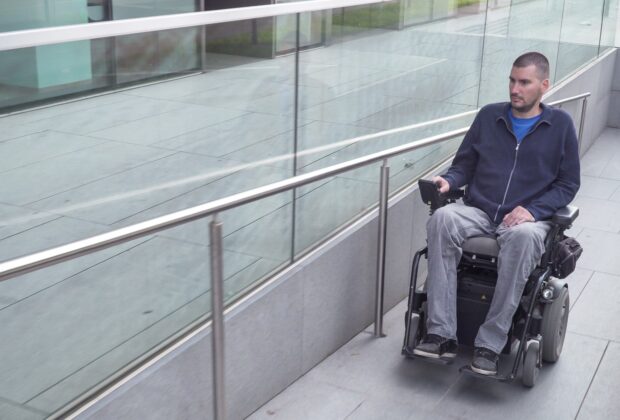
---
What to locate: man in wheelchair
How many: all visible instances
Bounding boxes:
[411,52,580,377]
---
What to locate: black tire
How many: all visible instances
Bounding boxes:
[522,340,540,387]
[541,286,570,363]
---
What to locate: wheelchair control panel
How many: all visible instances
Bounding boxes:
[418,179,465,214]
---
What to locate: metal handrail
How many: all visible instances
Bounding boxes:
[0,0,388,51]
[0,92,590,420]
[0,126,468,280]
[0,91,591,281]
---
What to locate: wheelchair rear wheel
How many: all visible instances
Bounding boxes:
[541,286,570,362]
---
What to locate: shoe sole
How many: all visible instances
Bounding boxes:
[470,365,497,376]
[413,349,457,359]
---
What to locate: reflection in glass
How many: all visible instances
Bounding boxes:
[555,0,605,81]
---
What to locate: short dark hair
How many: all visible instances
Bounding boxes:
[513,52,550,80]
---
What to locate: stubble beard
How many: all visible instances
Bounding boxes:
[511,94,541,114]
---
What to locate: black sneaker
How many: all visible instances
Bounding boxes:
[413,334,458,359]
[471,347,499,375]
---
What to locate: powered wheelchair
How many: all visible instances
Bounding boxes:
[402,179,579,387]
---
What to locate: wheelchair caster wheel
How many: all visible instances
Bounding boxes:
[522,340,540,387]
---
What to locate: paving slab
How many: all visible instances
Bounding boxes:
[0,142,174,206]
[355,98,474,130]
[0,130,106,173]
[88,104,247,146]
[432,332,607,420]
[155,112,296,158]
[248,377,366,420]
[0,399,45,420]
[577,175,620,200]
[577,341,620,420]
[179,79,294,111]
[0,203,58,242]
[569,271,620,342]
[0,94,132,125]
[21,96,187,135]
[302,302,463,411]
[122,74,227,100]
[567,267,595,310]
[301,90,409,125]
[0,123,46,143]
[575,228,620,275]
[28,153,240,225]
[580,141,617,178]
[572,195,620,232]
[0,216,113,262]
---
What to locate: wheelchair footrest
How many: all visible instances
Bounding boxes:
[403,350,456,365]
[459,365,514,382]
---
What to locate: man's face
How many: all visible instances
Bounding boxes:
[508,65,549,114]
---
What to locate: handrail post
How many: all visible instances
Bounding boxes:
[374,159,389,338]
[578,96,588,153]
[210,215,226,420]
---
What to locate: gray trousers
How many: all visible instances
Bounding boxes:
[425,203,551,354]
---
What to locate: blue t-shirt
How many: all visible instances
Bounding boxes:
[509,113,541,143]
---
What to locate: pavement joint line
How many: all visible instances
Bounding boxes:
[343,400,365,419]
[569,269,596,309]
[566,330,617,343]
[0,395,49,416]
[574,340,610,420]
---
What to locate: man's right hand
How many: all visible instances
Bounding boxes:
[432,176,450,194]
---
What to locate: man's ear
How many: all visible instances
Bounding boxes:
[541,78,550,92]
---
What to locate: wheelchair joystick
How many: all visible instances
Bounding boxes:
[418,179,464,215]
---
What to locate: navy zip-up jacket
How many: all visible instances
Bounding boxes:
[442,102,580,223]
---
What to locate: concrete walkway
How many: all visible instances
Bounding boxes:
[248,127,620,420]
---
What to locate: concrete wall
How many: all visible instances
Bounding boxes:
[609,50,620,128]
[76,50,616,420]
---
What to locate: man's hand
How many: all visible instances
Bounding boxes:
[502,206,534,227]
[432,176,450,194]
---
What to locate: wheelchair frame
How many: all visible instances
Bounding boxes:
[402,180,578,386]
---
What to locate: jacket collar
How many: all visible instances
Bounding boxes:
[496,102,552,126]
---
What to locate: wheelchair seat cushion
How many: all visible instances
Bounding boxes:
[462,235,499,257]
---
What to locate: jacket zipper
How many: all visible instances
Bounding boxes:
[494,142,520,223]
[493,113,546,222]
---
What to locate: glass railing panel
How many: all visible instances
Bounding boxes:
[0,1,201,111]
[222,191,294,302]
[478,0,563,105]
[0,14,301,413]
[275,1,326,54]
[0,30,202,110]
[0,230,214,419]
[0,17,297,250]
[555,0,605,81]
[292,3,484,253]
[599,0,619,52]
[294,163,382,253]
[0,2,606,416]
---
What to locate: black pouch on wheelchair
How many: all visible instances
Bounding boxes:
[553,236,583,278]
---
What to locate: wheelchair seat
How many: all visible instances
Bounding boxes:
[462,235,499,258]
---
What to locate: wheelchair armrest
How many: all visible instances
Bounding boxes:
[551,205,579,227]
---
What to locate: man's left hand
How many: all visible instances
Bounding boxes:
[502,206,534,227]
